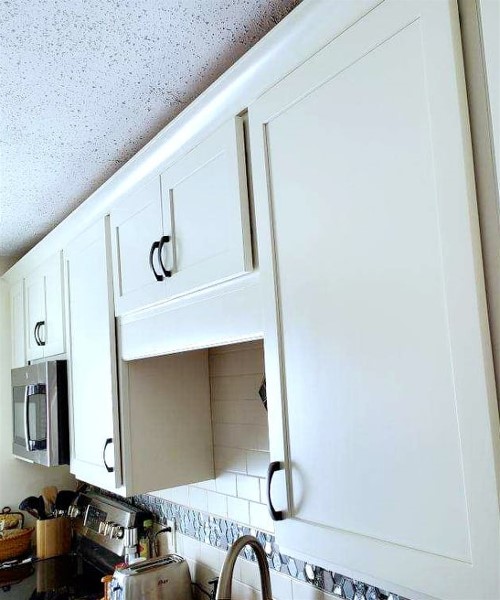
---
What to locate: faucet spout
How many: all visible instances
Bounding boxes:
[216,534,273,600]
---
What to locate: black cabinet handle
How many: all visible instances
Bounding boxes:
[267,461,285,521]
[34,321,46,346]
[38,321,46,346]
[158,235,172,278]
[103,438,114,473]
[149,241,164,282]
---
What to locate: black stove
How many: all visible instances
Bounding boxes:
[0,491,151,600]
[0,553,106,599]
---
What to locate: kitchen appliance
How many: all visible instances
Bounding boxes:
[69,492,151,563]
[0,492,154,598]
[111,555,193,600]
[11,361,69,466]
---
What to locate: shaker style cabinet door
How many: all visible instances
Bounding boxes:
[25,269,45,361]
[250,1,500,599]
[110,177,165,315]
[25,252,65,361]
[64,218,122,491]
[159,117,253,300]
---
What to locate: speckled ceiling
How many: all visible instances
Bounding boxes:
[0,0,300,258]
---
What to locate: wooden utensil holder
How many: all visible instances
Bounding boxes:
[36,517,71,559]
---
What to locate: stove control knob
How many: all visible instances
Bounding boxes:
[104,521,115,537]
[99,521,107,535]
[108,524,123,539]
[68,505,80,518]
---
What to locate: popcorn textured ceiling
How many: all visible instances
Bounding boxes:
[0,0,300,258]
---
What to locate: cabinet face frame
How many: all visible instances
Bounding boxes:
[249,1,500,598]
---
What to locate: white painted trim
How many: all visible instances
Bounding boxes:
[2,0,381,284]
[119,272,263,360]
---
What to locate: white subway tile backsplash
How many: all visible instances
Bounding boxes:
[199,543,224,571]
[249,502,274,533]
[237,474,261,502]
[207,491,228,517]
[214,423,268,451]
[231,581,261,600]
[215,446,247,474]
[182,535,201,562]
[270,571,294,600]
[194,479,217,491]
[213,400,268,426]
[292,580,326,600]
[240,558,262,590]
[247,450,270,478]
[188,486,208,512]
[210,374,262,402]
[259,478,267,504]
[228,496,250,524]
[215,472,237,496]
[154,485,189,507]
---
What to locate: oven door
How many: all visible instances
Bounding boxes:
[12,364,49,466]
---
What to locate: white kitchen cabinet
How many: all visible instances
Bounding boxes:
[64,217,121,491]
[9,280,25,369]
[110,116,252,316]
[24,252,65,362]
[110,177,166,315]
[250,1,500,599]
[65,217,214,495]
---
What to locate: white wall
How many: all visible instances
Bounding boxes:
[0,257,75,516]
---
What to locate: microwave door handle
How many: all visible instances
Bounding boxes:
[24,385,32,452]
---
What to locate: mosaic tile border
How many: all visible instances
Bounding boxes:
[126,492,409,600]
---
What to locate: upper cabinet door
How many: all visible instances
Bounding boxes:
[160,117,253,300]
[64,218,121,491]
[250,1,500,599]
[110,177,165,315]
[25,270,45,361]
[25,252,65,361]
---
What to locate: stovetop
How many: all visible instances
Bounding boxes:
[0,491,151,599]
[0,552,113,599]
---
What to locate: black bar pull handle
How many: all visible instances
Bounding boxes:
[103,438,114,473]
[267,461,286,521]
[38,321,46,346]
[34,322,41,346]
[149,241,164,282]
[158,235,172,278]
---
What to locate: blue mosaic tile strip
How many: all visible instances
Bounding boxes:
[126,492,409,600]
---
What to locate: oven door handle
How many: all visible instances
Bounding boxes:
[24,384,47,452]
[24,385,31,452]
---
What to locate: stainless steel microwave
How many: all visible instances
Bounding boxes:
[11,361,69,466]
